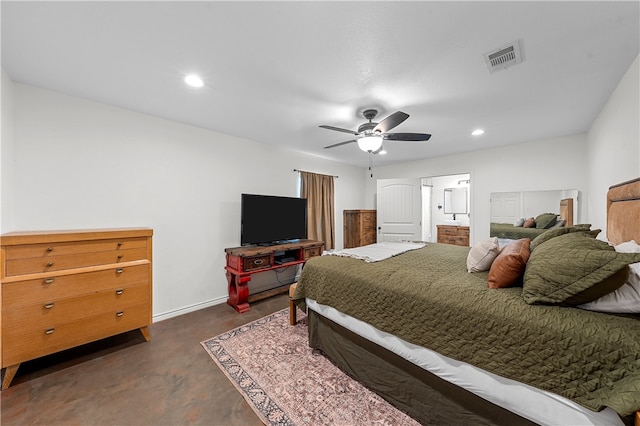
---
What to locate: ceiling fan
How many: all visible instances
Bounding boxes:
[320,109,431,153]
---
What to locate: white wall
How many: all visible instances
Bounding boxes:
[6,82,366,320]
[1,69,15,233]
[366,134,589,244]
[587,54,640,234]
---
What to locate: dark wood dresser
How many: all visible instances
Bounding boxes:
[344,210,377,248]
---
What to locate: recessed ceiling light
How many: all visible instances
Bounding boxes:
[184,74,204,88]
[378,149,387,155]
[471,129,485,136]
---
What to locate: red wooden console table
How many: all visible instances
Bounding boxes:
[224,239,324,313]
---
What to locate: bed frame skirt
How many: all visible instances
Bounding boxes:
[307,309,536,426]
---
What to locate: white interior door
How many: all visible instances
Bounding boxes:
[376,178,422,242]
[490,192,520,224]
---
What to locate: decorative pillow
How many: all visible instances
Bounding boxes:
[578,240,640,313]
[614,240,640,281]
[513,218,525,227]
[535,213,558,229]
[529,224,595,252]
[467,237,501,273]
[523,233,640,306]
[487,238,531,288]
[522,218,535,228]
[614,240,640,254]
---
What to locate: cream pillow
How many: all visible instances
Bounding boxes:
[467,237,501,273]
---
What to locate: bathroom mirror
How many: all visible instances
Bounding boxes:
[444,188,468,217]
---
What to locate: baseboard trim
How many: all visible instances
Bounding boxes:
[153,295,228,322]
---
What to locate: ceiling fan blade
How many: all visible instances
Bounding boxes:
[373,111,409,133]
[323,139,358,149]
[383,133,431,141]
[319,125,360,136]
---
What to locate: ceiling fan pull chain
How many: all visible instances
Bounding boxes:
[369,152,374,178]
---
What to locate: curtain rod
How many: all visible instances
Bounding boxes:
[293,169,339,178]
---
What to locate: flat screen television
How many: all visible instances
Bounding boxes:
[241,193,308,246]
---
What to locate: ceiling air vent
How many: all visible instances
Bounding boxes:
[483,40,524,73]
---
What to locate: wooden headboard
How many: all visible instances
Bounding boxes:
[559,198,574,227]
[607,177,640,245]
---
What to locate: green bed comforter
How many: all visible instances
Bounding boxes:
[490,222,548,239]
[293,243,640,417]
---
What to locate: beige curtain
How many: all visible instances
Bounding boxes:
[300,171,335,250]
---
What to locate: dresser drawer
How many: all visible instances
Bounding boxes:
[5,247,149,276]
[361,212,376,224]
[361,234,377,246]
[2,303,151,366]
[443,236,468,245]
[2,263,150,307]
[438,226,460,236]
[3,283,150,337]
[242,255,272,271]
[4,237,148,261]
[303,246,322,259]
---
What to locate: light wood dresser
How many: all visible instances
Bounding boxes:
[0,228,153,389]
[436,225,470,247]
[344,210,377,248]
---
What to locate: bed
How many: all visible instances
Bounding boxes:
[490,197,575,241]
[489,222,549,239]
[293,179,640,426]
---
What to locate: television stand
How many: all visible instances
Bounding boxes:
[224,239,324,313]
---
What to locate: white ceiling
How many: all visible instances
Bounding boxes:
[2,1,639,167]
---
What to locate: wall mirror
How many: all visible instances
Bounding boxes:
[444,187,468,219]
[489,189,580,239]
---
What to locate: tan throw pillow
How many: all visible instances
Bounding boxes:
[488,238,531,288]
[467,237,501,272]
[522,218,536,228]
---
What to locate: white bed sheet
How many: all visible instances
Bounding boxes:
[306,298,624,426]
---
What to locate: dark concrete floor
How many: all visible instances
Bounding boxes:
[1,294,289,425]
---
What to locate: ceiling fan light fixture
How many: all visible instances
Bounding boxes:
[357,136,383,152]
[184,74,204,88]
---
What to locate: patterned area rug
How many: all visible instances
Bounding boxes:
[201,308,420,426]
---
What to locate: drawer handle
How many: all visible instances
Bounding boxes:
[44,302,55,309]
[115,289,124,295]
[253,259,264,265]
[116,268,124,274]
[116,311,124,317]
[45,328,55,335]
[46,262,53,267]
[117,255,123,259]
[44,278,55,285]
[47,247,54,252]
[117,242,123,247]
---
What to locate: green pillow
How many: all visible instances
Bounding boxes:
[523,232,640,306]
[529,224,595,251]
[535,213,558,229]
